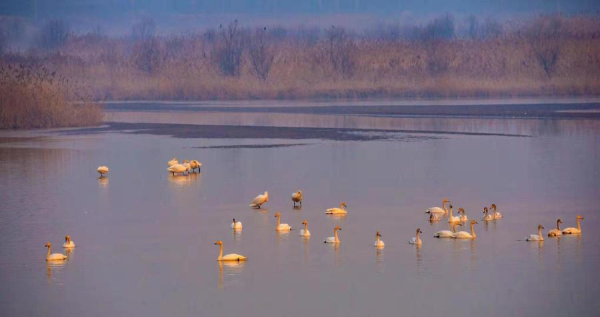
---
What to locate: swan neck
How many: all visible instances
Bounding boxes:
[46,246,51,258]
[304,223,308,231]
[416,230,421,243]
[334,230,339,242]
[443,201,448,213]
[276,216,280,227]
[557,220,561,230]
[471,223,476,237]
[219,244,223,260]
[538,227,543,239]
[577,218,581,230]
[376,235,380,243]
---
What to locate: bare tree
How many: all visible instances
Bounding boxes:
[248,27,276,81]
[39,19,70,50]
[132,17,156,41]
[214,20,244,77]
[132,37,164,74]
[324,26,356,77]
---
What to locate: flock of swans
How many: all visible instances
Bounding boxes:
[44,162,584,263]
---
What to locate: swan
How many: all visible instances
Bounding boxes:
[274,213,291,231]
[45,242,67,261]
[97,166,109,177]
[167,164,187,176]
[324,225,341,244]
[409,228,423,245]
[548,219,562,237]
[424,198,450,215]
[231,218,242,230]
[447,205,460,224]
[190,160,202,172]
[429,213,440,222]
[181,160,191,173]
[326,202,347,215]
[453,220,478,239]
[482,207,493,221]
[526,225,545,241]
[292,190,303,207]
[434,223,461,238]
[563,215,584,234]
[458,208,468,222]
[214,240,247,261]
[299,220,311,237]
[168,158,179,166]
[490,204,502,219]
[249,191,269,208]
[374,231,385,248]
[62,235,75,248]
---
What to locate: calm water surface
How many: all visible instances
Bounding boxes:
[1,104,599,316]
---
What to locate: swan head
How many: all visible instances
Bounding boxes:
[576,215,584,220]
[490,204,497,210]
[538,224,544,230]
[471,220,478,225]
[417,228,423,234]
[232,218,236,223]
[443,198,449,203]
[302,220,308,225]
[449,204,453,209]
[214,240,223,246]
[297,190,302,194]
[334,225,341,231]
[274,213,281,218]
[45,242,51,248]
[65,235,71,242]
[376,231,381,237]
[483,207,488,214]
[458,208,465,214]
[341,202,347,208]
[557,218,562,224]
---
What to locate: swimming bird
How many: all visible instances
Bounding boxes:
[434,223,461,238]
[62,235,75,248]
[548,219,562,237]
[374,231,385,248]
[453,220,478,239]
[425,198,450,215]
[214,240,246,261]
[274,213,291,231]
[249,191,269,208]
[429,213,440,222]
[409,228,423,245]
[292,190,303,207]
[167,164,187,176]
[458,208,468,222]
[231,218,242,230]
[562,215,584,234]
[190,160,202,172]
[168,158,179,167]
[97,166,109,177]
[324,225,341,244]
[299,220,311,237]
[448,205,460,224]
[45,242,67,261]
[526,225,545,241]
[326,202,347,215]
[482,207,493,221]
[490,203,502,219]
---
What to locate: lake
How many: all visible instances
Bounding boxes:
[0,100,599,316]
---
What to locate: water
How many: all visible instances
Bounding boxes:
[1,102,599,316]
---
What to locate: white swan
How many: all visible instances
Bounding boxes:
[299,220,311,237]
[274,213,291,231]
[167,164,187,176]
[292,190,303,207]
[374,231,385,248]
[62,235,75,248]
[182,160,191,173]
[434,223,461,238]
[249,191,269,208]
[548,219,562,237]
[490,204,502,219]
[453,220,478,239]
[326,202,347,215]
[190,160,202,172]
[231,218,242,230]
[97,166,109,177]
[482,207,493,221]
[447,205,460,224]
[424,198,450,215]
[168,158,179,167]
[45,242,67,261]
[458,208,468,222]
[214,240,247,261]
[526,224,545,241]
[409,228,423,245]
[324,225,341,244]
[429,213,440,222]
[563,215,584,234]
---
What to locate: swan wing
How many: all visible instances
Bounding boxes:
[426,207,446,214]
[222,253,247,261]
[562,227,578,234]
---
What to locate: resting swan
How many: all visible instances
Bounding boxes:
[458,208,468,222]
[62,235,75,248]
[97,166,109,177]
[190,160,202,172]
[526,225,545,241]
[453,220,478,239]
[214,240,246,261]
[409,228,423,245]
[167,164,187,176]
[231,218,242,230]
[292,190,303,207]
[490,204,502,219]
[299,220,311,237]
[324,225,341,244]
[482,207,493,221]
[45,242,67,261]
[249,191,269,208]
[429,213,440,222]
[434,223,461,238]
[326,202,347,215]
[547,219,562,237]
[374,231,385,248]
[425,198,450,215]
[563,215,584,234]
[448,205,460,224]
[274,213,291,231]
[168,158,179,167]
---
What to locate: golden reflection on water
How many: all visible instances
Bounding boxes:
[97,177,109,187]
[167,173,200,187]
[375,248,384,273]
[218,261,245,291]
